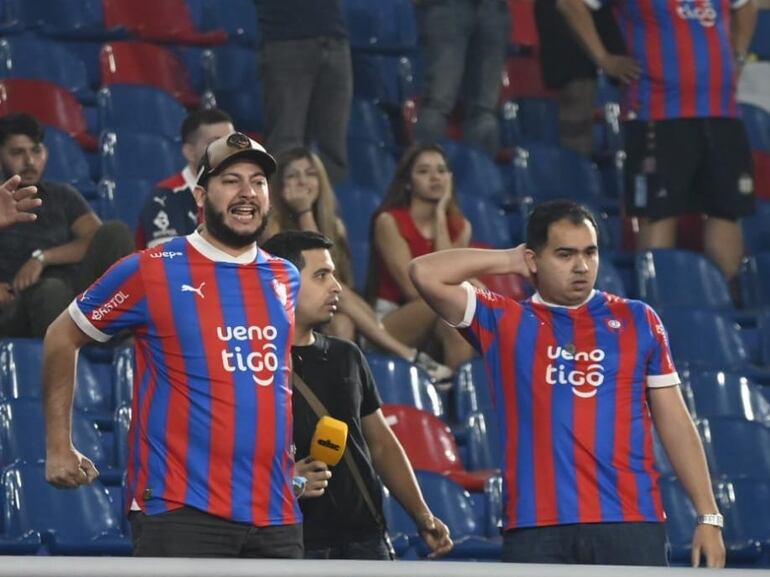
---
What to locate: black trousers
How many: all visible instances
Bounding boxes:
[129,506,303,559]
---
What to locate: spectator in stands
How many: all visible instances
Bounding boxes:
[558,0,758,297]
[368,144,475,371]
[135,108,234,249]
[0,174,40,228]
[413,0,510,154]
[410,200,726,567]
[262,230,453,560]
[44,132,305,558]
[534,0,626,155]
[264,147,452,382]
[0,113,133,339]
[257,0,352,184]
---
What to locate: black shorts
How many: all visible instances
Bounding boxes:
[129,506,304,558]
[624,117,755,221]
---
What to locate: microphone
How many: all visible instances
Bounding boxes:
[310,416,348,466]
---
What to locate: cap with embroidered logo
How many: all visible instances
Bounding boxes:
[197,132,276,186]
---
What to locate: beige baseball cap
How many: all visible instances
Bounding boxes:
[196,132,277,186]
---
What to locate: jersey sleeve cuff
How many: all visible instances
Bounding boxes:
[449,282,477,329]
[68,300,112,343]
[731,0,751,8]
[647,372,680,389]
[583,0,602,10]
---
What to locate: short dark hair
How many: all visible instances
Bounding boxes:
[180,108,232,144]
[526,200,599,252]
[262,230,334,271]
[0,113,44,147]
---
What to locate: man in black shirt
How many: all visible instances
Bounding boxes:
[0,113,133,338]
[262,230,453,560]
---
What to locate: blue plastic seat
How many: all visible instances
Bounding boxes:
[100,131,183,183]
[685,369,770,426]
[463,411,501,472]
[343,0,418,53]
[515,98,560,145]
[742,200,770,256]
[658,476,697,564]
[459,194,513,248]
[749,9,770,60]
[98,177,156,229]
[595,259,626,296]
[441,140,506,201]
[0,33,96,103]
[112,344,134,409]
[698,417,770,478]
[742,252,770,308]
[718,478,770,564]
[347,140,396,192]
[98,84,187,143]
[207,45,263,133]
[352,53,416,108]
[453,358,494,422]
[739,102,770,152]
[335,183,381,244]
[380,487,418,559]
[194,0,259,47]
[114,403,131,470]
[348,98,396,150]
[42,127,98,200]
[10,0,124,40]
[366,354,443,418]
[1,461,131,555]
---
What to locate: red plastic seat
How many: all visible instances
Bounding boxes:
[500,56,555,101]
[754,150,770,201]
[102,0,227,45]
[100,41,200,108]
[0,78,98,150]
[382,404,497,491]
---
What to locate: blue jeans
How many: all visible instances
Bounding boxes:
[304,533,393,560]
[414,0,509,153]
[261,36,352,183]
[502,522,669,565]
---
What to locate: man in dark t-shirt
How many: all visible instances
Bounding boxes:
[0,113,133,338]
[262,230,453,560]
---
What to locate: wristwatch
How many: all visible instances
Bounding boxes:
[31,249,46,264]
[696,513,724,528]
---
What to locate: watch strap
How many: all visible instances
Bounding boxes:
[696,513,724,528]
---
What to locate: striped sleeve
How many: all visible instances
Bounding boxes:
[69,253,147,341]
[643,305,679,388]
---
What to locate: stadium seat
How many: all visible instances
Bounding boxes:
[97,84,186,143]
[508,0,538,50]
[348,98,396,150]
[441,140,506,201]
[0,399,118,483]
[100,131,183,183]
[335,183,381,243]
[382,404,495,491]
[379,488,418,559]
[500,56,554,101]
[1,461,131,555]
[100,41,201,108]
[739,102,770,152]
[411,471,501,559]
[750,8,770,60]
[98,177,155,228]
[743,200,770,255]
[193,0,259,47]
[0,78,98,150]
[741,253,770,308]
[347,140,397,192]
[718,478,770,564]
[454,358,495,423]
[343,0,418,53]
[460,196,514,248]
[114,403,131,470]
[352,52,416,109]
[40,127,98,200]
[658,476,697,564]
[112,344,133,409]
[0,33,96,103]
[367,354,444,418]
[685,369,770,426]
[463,411,502,472]
[102,0,226,45]
[11,0,125,40]
[207,45,263,133]
[595,260,627,296]
[515,98,560,145]
[698,417,770,478]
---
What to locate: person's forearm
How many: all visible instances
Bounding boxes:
[411,246,526,288]
[732,1,758,58]
[433,212,453,252]
[371,433,432,522]
[39,237,92,268]
[43,314,85,453]
[557,0,610,64]
[654,408,720,514]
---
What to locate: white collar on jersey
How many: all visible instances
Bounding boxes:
[532,290,596,309]
[182,165,198,193]
[187,229,258,264]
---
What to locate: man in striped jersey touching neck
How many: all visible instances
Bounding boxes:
[409,200,725,567]
[43,133,306,558]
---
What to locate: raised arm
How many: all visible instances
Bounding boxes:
[43,310,100,488]
[408,245,530,325]
[557,0,641,83]
[648,387,725,568]
[362,410,453,558]
[731,0,758,64]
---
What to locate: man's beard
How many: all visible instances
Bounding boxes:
[203,196,270,249]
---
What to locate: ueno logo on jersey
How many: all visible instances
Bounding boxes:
[217,324,279,387]
[676,0,717,27]
[546,345,606,399]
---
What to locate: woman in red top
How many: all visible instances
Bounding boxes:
[368,144,475,371]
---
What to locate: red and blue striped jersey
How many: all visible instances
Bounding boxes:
[68,231,301,526]
[457,287,679,530]
[586,0,748,120]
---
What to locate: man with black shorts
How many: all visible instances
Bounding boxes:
[559,0,758,291]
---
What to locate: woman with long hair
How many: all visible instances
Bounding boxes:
[263,147,451,381]
[368,144,475,370]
